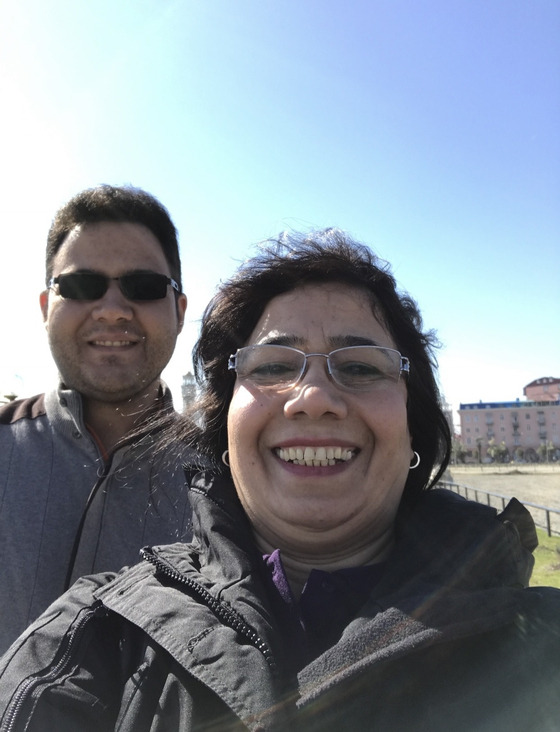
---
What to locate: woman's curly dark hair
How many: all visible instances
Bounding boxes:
[180,228,451,503]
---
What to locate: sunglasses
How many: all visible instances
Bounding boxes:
[48,272,180,301]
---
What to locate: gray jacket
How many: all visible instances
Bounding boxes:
[0,383,196,654]
[0,474,558,731]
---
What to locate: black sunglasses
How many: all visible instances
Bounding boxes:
[48,272,180,301]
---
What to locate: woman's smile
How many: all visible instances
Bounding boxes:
[275,445,356,466]
[227,282,412,556]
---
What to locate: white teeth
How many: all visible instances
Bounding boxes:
[93,341,132,347]
[276,446,354,466]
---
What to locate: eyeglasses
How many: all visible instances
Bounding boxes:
[48,272,180,301]
[228,344,410,391]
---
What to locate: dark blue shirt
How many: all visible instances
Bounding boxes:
[264,549,386,670]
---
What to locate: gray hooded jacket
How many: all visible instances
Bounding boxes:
[0,383,196,654]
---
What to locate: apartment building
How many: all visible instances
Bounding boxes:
[459,376,560,462]
[524,376,560,402]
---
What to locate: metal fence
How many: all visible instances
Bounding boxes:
[437,481,560,537]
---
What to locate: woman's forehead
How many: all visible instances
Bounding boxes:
[248,283,393,347]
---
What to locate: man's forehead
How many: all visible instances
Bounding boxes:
[53,221,167,272]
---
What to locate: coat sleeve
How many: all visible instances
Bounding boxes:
[0,573,123,732]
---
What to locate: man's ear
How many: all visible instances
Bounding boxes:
[39,290,49,323]
[176,293,187,334]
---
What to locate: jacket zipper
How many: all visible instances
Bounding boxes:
[141,547,277,673]
[1,601,108,732]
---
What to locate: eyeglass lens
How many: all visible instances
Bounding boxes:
[233,345,403,389]
[53,273,173,301]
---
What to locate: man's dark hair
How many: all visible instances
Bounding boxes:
[45,184,182,291]
[186,228,451,503]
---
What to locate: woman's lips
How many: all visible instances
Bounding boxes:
[275,445,356,466]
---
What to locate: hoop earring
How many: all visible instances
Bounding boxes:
[221,450,230,467]
[409,451,420,470]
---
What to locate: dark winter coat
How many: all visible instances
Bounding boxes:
[0,472,558,731]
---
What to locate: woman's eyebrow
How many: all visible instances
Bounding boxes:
[258,334,384,349]
[259,334,304,347]
[329,335,383,349]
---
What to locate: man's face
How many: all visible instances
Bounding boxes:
[40,222,187,406]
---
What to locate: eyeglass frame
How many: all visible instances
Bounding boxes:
[47,271,180,302]
[227,344,410,391]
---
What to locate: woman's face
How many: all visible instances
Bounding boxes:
[227,283,412,555]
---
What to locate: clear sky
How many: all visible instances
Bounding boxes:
[1,0,558,429]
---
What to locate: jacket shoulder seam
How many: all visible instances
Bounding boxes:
[0,394,46,424]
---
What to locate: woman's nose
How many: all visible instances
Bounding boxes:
[283,360,348,419]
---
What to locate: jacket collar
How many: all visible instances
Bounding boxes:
[187,474,536,594]
[296,488,539,703]
[388,488,536,592]
[46,380,177,447]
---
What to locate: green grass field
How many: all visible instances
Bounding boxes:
[531,528,560,588]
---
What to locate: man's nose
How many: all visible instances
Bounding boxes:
[91,281,134,321]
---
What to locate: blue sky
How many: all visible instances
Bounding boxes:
[1,0,558,428]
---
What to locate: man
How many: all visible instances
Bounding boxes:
[0,185,196,653]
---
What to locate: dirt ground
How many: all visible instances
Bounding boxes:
[444,465,560,533]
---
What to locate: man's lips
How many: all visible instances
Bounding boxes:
[275,445,356,466]
[89,339,137,347]
[85,332,143,347]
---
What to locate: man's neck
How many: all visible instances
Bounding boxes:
[83,383,163,457]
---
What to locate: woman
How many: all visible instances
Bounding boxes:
[0,230,558,731]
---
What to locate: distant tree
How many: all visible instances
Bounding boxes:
[486,438,499,463]
[525,447,538,463]
[475,437,483,464]
[496,441,509,463]
[538,440,556,462]
[451,436,468,464]
[514,447,524,462]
